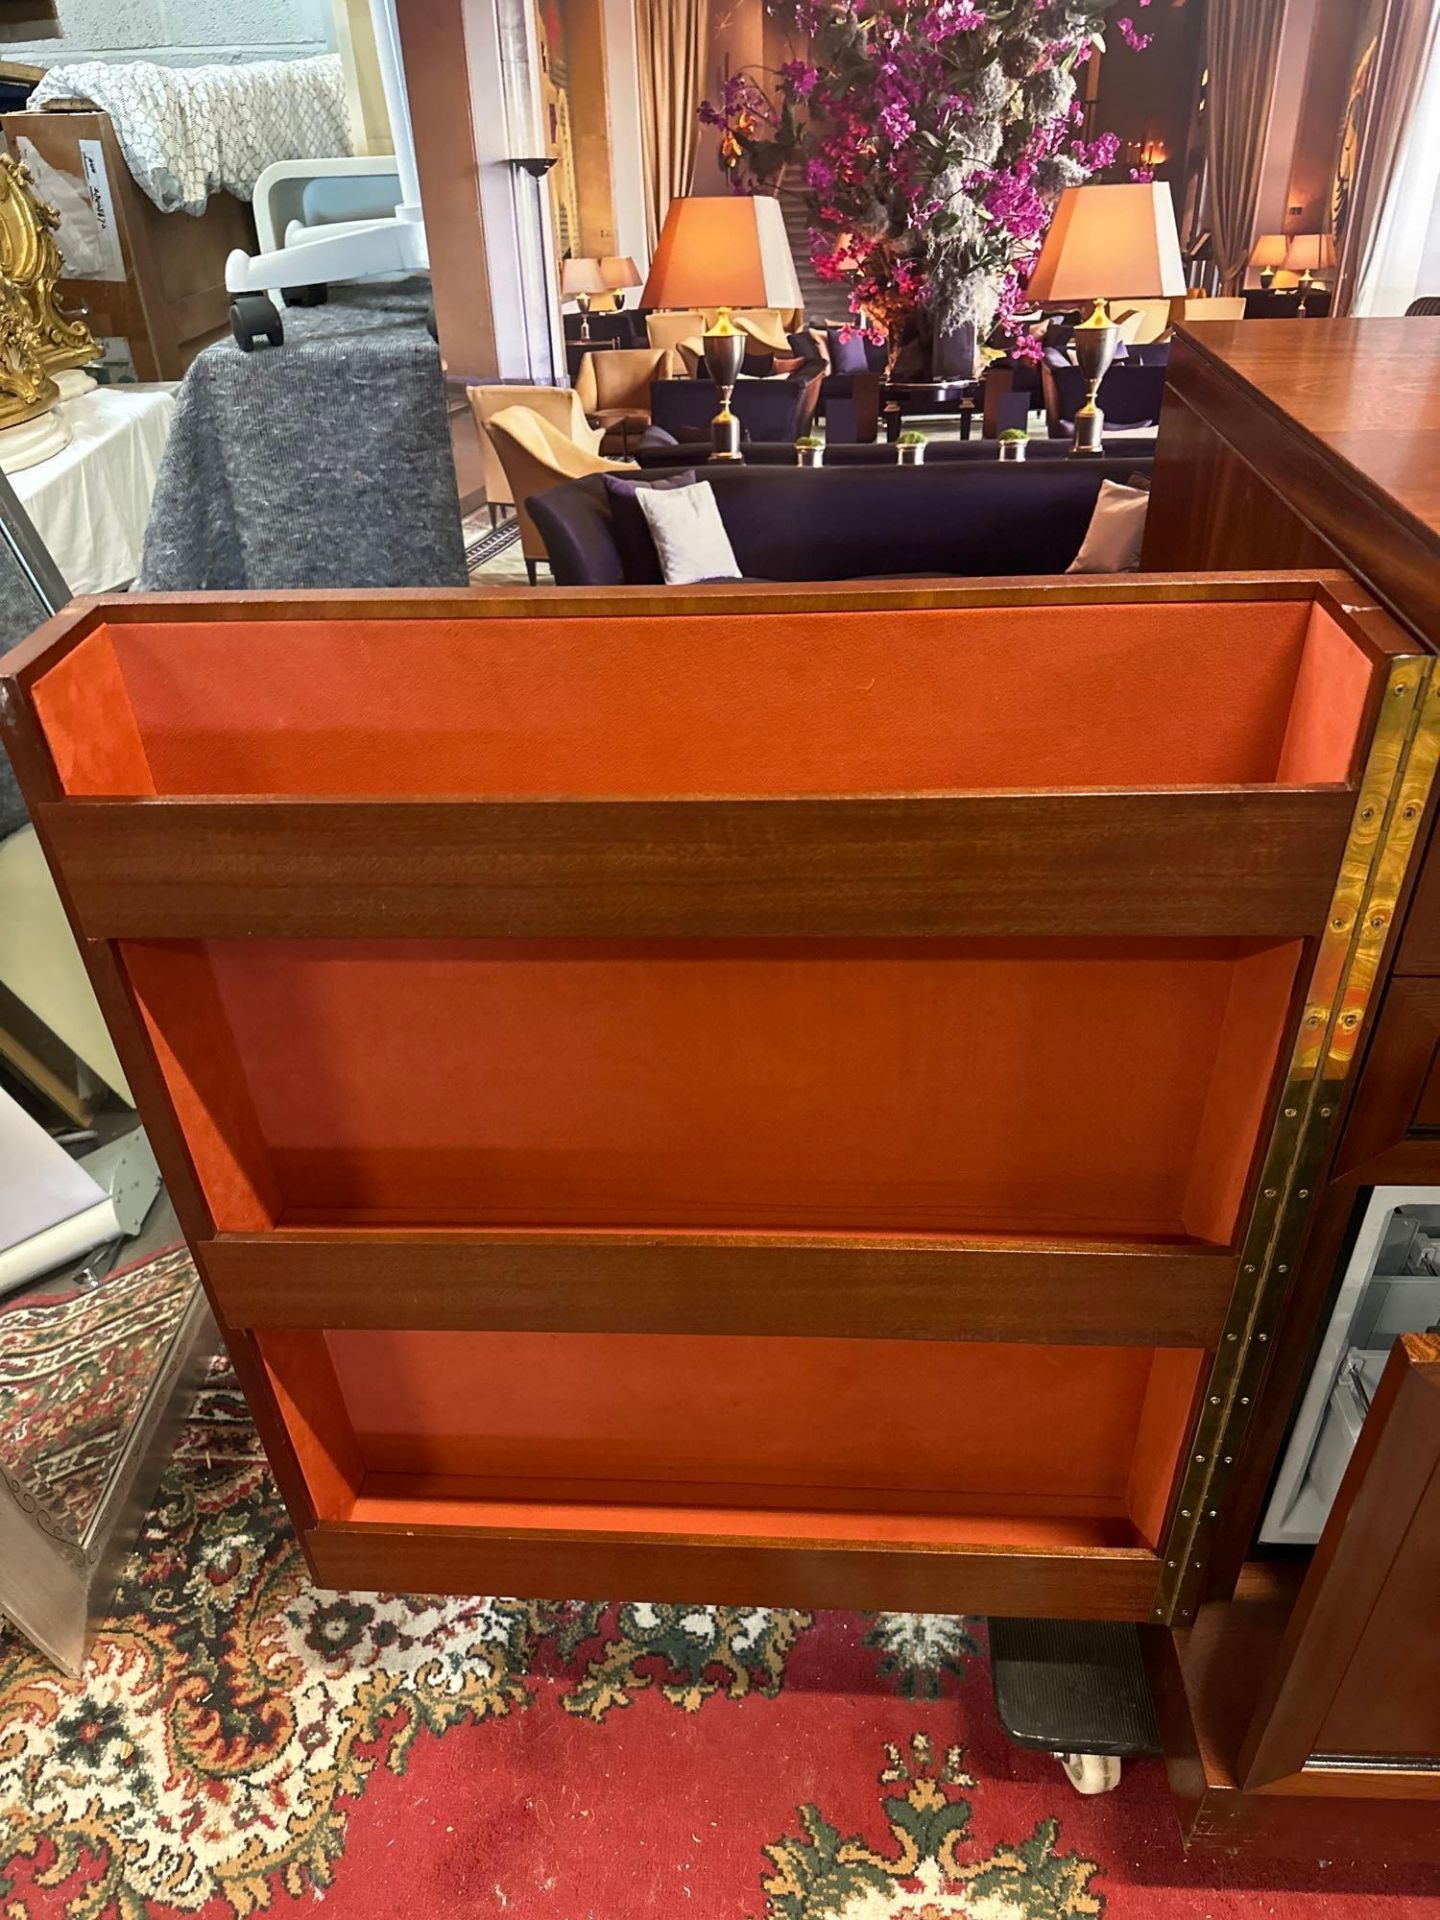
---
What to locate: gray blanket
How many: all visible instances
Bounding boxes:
[138,284,468,592]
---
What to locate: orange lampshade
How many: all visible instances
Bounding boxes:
[1249,233,1289,270]
[1026,182,1186,301]
[560,256,609,297]
[599,254,641,290]
[640,196,803,310]
[1282,232,1336,275]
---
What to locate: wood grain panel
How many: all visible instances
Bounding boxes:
[1239,1335,1440,1788]
[308,1516,1160,1619]
[40,789,1355,942]
[205,1229,1235,1347]
[1143,324,1440,643]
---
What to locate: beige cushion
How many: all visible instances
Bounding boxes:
[1066,480,1149,574]
[637,480,742,584]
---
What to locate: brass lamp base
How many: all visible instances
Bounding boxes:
[703,308,746,461]
[1068,295,1120,458]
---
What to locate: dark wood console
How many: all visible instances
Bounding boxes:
[1144,318,1440,1857]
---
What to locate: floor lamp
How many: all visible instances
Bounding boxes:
[511,156,561,385]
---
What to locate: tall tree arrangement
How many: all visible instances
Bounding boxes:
[702,1,1153,371]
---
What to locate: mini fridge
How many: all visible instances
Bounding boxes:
[1261,1186,1440,1545]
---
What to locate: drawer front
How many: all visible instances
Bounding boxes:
[1333,979,1440,1183]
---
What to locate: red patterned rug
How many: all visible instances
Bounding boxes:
[4,1268,1440,1917]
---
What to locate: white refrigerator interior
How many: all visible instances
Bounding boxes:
[1261,1186,1440,1544]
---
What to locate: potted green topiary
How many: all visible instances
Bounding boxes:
[794,433,825,468]
[999,428,1029,463]
[896,430,927,466]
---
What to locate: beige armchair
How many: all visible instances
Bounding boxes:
[1173,296,1246,324]
[646,310,705,355]
[484,406,634,582]
[701,307,794,352]
[468,385,602,526]
[1112,298,1172,345]
[575,346,675,453]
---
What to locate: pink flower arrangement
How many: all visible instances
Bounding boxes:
[700,2,1148,366]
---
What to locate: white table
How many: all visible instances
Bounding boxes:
[10,385,176,593]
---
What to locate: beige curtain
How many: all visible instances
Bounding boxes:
[636,0,710,252]
[1333,0,1440,313]
[1204,0,1288,293]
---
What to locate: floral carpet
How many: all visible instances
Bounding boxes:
[4,1289,1440,1917]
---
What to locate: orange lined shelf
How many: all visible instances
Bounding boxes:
[3,578,1406,1619]
[125,936,1302,1247]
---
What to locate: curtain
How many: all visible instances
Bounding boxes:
[1336,0,1440,313]
[635,0,710,252]
[1204,0,1288,294]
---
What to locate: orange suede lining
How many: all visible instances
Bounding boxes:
[315,1327,1186,1516]
[31,599,1370,799]
[126,937,1299,1240]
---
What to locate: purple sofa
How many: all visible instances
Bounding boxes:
[528,455,1154,587]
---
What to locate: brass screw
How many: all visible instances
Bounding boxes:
[1370,913,1387,929]
[1258,1331,1268,1342]
[1244,1264,1256,1275]
[1181,1508,1191,1518]
[1264,1187,1278,1199]
[1195,1452,1206,1463]
[1284,1106,1298,1117]
[1320,1107,1332,1117]
[1210,1394,1221,1405]
[1240,1396,1250,1406]
[1227,1332,1238,1342]
[1278,1263,1288,1274]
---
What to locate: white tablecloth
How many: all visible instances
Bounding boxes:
[11,386,177,593]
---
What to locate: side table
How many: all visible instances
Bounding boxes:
[881,378,984,442]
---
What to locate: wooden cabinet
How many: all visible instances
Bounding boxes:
[3,576,1425,1626]
[0,110,256,382]
[1142,318,1440,1860]
[1152,1337,1440,1857]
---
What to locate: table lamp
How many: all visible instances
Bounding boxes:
[1025,181,1186,454]
[599,254,641,311]
[560,257,609,340]
[1250,233,1288,291]
[640,197,803,459]
[1282,232,1336,315]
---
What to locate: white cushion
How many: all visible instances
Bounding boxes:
[637,479,742,585]
[1066,479,1149,573]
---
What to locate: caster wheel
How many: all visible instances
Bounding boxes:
[285,282,329,307]
[1056,1753,1122,1795]
[230,293,284,352]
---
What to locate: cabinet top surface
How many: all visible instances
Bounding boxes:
[1176,318,1440,552]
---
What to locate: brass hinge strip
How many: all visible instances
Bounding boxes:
[1155,656,1440,1624]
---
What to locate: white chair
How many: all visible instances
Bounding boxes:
[225,0,426,342]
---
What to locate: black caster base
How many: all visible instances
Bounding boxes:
[990,1617,1161,1795]
[230,293,284,352]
